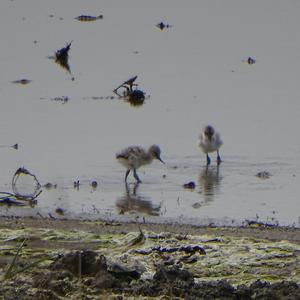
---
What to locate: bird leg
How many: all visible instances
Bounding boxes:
[206,154,211,166]
[125,170,130,182]
[217,151,222,165]
[133,169,142,183]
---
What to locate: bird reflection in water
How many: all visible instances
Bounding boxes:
[116,183,161,216]
[198,166,222,203]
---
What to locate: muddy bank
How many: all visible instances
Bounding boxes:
[0,216,300,244]
[0,216,299,299]
[1,251,299,299]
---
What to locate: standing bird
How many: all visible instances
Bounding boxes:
[198,125,223,165]
[116,145,164,183]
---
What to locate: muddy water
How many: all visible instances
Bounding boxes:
[0,1,299,227]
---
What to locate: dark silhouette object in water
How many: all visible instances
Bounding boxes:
[156,22,172,30]
[247,57,256,65]
[40,96,69,104]
[0,196,27,206]
[0,167,41,206]
[114,75,138,93]
[126,90,145,106]
[43,182,57,189]
[90,180,98,189]
[256,171,271,179]
[113,75,146,106]
[12,167,42,200]
[74,180,80,189]
[0,143,18,150]
[11,79,31,85]
[75,15,103,22]
[55,42,72,73]
[183,181,196,190]
[55,207,64,215]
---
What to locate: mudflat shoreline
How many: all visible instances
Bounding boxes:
[0,216,299,299]
[0,216,299,244]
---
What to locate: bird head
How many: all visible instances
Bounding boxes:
[204,125,215,141]
[149,145,165,164]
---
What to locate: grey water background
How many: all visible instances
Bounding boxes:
[0,0,300,227]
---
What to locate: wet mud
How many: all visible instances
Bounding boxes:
[0,217,299,299]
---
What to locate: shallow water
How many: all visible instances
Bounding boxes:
[0,0,299,227]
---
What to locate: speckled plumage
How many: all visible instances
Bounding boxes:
[116,145,164,183]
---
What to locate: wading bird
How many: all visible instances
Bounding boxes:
[198,125,223,165]
[116,145,164,183]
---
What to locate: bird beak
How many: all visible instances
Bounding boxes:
[157,156,165,164]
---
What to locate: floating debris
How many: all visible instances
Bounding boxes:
[247,56,256,64]
[114,75,138,93]
[113,75,146,107]
[156,22,172,30]
[75,14,103,22]
[55,207,64,215]
[12,167,42,200]
[0,195,27,206]
[11,79,31,85]
[256,171,271,179]
[137,244,206,255]
[74,180,80,189]
[245,220,277,227]
[0,167,41,206]
[40,96,69,104]
[51,96,69,103]
[0,143,18,150]
[54,41,72,74]
[183,181,196,190]
[90,181,98,189]
[126,90,145,106]
[192,202,201,209]
[43,182,57,189]
[83,96,115,100]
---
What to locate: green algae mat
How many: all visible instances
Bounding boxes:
[0,222,299,299]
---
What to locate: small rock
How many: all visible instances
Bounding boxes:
[44,182,57,189]
[156,22,172,30]
[12,79,31,85]
[75,15,103,22]
[183,181,196,189]
[256,171,271,179]
[73,180,80,188]
[90,181,98,188]
[55,207,64,215]
[247,56,256,65]
[192,202,201,209]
